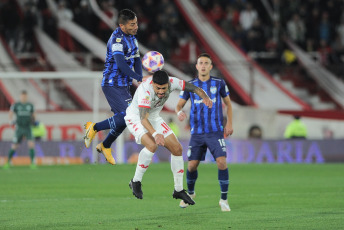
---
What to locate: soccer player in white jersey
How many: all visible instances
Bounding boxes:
[125,70,212,204]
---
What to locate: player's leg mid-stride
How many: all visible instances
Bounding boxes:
[84,122,116,165]
[173,189,195,205]
[96,143,116,165]
[129,179,143,199]
[84,122,97,148]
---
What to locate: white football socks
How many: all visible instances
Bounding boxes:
[171,155,184,192]
[133,147,154,182]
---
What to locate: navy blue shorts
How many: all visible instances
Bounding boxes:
[102,86,132,114]
[187,131,227,161]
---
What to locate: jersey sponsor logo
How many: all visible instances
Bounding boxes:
[177,169,184,173]
[124,54,138,60]
[112,43,123,52]
[116,38,121,42]
[193,98,217,104]
[210,86,217,94]
[140,98,150,105]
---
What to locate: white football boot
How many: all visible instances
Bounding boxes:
[219,199,231,212]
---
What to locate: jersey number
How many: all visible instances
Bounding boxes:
[218,138,226,147]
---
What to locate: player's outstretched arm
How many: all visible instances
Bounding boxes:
[175,99,187,121]
[184,82,213,108]
[139,107,165,146]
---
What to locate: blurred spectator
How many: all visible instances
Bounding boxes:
[41,9,58,40]
[56,0,76,52]
[221,5,240,36]
[284,115,307,139]
[17,3,37,53]
[208,3,224,25]
[317,39,332,66]
[319,12,334,45]
[0,1,20,51]
[98,0,118,42]
[287,14,306,47]
[246,18,265,52]
[248,125,262,139]
[171,36,201,73]
[239,3,258,31]
[74,0,96,34]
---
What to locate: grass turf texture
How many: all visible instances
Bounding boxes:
[1,163,343,230]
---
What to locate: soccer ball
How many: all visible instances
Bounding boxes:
[142,51,164,73]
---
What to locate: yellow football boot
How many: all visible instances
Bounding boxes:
[96,143,116,165]
[84,122,97,148]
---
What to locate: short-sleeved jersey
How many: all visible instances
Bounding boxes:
[126,77,185,119]
[102,27,140,87]
[180,76,229,134]
[10,102,34,127]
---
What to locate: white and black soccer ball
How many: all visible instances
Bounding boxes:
[142,51,164,73]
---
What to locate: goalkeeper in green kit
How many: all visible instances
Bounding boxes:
[3,90,37,169]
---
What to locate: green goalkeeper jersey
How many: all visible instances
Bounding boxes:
[11,102,34,127]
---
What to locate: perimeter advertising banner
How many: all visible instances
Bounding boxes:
[0,139,343,165]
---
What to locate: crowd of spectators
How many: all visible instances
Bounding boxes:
[199,0,344,69]
[1,0,344,77]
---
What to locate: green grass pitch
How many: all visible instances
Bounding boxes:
[1,163,343,229]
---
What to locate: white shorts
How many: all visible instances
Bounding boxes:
[125,115,174,144]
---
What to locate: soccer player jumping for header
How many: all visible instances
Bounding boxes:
[84,9,143,164]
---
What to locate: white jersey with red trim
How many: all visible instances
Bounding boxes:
[126,76,185,119]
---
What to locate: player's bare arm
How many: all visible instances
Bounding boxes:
[184,82,213,108]
[175,99,187,121]
[139,107,165,146]
[223,96,233,137]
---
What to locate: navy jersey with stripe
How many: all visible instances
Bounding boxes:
[102,27,140,87]
[180,76,229,134]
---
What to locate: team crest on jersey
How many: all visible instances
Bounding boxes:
[145,96,150,100]
[116,38,121,42]
[210,86,217,94]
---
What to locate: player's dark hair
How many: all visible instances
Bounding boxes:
[153,70,169,85]
[21,90,27,95]
[118,9,136,25]
[197,53,212,64]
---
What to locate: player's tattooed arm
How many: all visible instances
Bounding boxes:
[185,82,208,100]
[139,107,150,120]
[184,82,213,108]
[139,107,157,136]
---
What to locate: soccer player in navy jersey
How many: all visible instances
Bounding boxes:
[84,9,143,165]
[176,53,234,211]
